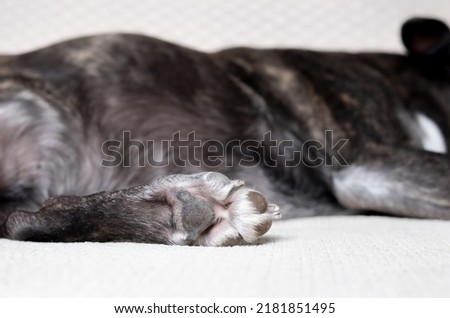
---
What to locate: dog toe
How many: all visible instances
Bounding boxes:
[246,191,268,213]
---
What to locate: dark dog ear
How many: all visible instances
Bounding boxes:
[401,18,450,57]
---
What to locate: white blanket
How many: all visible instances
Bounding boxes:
[2,216,449,297]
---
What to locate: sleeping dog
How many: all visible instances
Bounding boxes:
[0,18,449,246]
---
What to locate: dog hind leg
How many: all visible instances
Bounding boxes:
[332,145,450,219]
[1,172,281,245]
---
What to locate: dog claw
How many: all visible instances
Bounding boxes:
[271,211,282,219]
[232,180,245,187]
[267,204,282,219]
[230,179,245,191]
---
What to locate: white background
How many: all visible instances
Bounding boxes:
[0,0,449,54]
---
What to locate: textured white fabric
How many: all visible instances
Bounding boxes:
[1,0,450,298]
[0,0,449,54]
[1,216,449,297]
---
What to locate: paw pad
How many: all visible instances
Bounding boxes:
[246,191,268,213]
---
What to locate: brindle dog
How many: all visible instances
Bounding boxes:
[0,18,449,246]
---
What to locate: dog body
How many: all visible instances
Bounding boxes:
[0,18,449,245]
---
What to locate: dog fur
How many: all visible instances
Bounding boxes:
[0,17,449,245]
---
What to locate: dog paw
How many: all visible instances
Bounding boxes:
[2,172,281,245]
[155,172,282,246]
